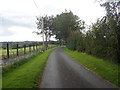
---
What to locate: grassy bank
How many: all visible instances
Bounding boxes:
[2,48,56,88]
[63,48,119,87]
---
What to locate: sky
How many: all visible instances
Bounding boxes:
[0,0,106,42]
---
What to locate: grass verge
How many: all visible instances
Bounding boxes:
[63,48,120,87]
[2,47,57,88]
[2,52,41,75]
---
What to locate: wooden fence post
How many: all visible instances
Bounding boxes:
[39,44,40,50]
[29,45,31,52]
[16,44,18,56]
[7,43,9,58]
[24,45,26,54]
[34,44,35,51]
[36,44,37,51]
[33,45,35,51]
[39,43,40,50]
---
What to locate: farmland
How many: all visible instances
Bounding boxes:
[1,41,56,60]
[1,46,43,59]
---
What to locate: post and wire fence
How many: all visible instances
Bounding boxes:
[1,42,56,60]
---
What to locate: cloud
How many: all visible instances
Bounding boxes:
[0,26,41,41]
[0,0,106,41]
[1,15,36,29]
[0,10,38,40]
[0,28,15,37]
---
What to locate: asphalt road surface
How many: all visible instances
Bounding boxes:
[40,47,116,88]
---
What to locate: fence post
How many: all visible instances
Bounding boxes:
[16,44,18,56]
[39,43,40,50]
[24,45,26,54]
[32,45,33,51]
[7,43,9,58]
[34,44,36,50]
[33,45,34,51]
[29,45,31,52]
[34,45,35,51]
[36,44,37,51]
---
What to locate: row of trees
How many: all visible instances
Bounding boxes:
[35,10,85,47]
[35,0,120,63]
[67,0,120,63]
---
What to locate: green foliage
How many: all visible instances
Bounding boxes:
[99,0,120,63]
[67,17,118,62]
[64,48,120,87]
[35,10,85,46]
[67,30,85,52]
[36,15,54,49]
[66,0,120,63]
[52,10,85,43]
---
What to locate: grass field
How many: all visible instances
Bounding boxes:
[2,47,56,88]
[63,48,120,87]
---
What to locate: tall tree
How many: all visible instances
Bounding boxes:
[52,10,85,44]
[100,0,120,63]
[35,15,54,49]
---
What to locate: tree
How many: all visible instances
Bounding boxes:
[100,0,120,63]
[35,15,54,50]
[52,10,85,44]
[65,2,119,62]
[67,30,85,52]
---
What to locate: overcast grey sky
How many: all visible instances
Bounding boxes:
[0,0,105,42]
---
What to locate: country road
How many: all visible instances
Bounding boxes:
[40,47,116,88]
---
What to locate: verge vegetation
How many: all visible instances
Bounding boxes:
[63,48,120,87]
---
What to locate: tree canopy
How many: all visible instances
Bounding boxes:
[51,10,85,43]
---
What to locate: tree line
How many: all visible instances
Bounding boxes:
[35,0,120,63]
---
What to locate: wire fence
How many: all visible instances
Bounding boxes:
[0,42,56,66]
[1,43,56,59]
